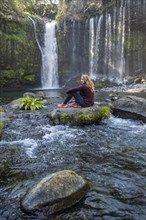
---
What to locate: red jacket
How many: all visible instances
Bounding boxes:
[67,84,94,105]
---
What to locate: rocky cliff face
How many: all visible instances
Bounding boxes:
[0,0,43,89]
[57,0,146,86]
[1,0,146,90]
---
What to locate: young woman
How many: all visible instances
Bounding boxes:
[57,74,95,107]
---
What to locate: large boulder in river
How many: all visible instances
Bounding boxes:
[112,95,146,122]
[48,104,111,125]
[21,170,90,216]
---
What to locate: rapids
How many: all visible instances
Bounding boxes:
[0,88,146,219]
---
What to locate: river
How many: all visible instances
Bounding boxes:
[0,87,146,220]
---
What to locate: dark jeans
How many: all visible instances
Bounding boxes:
[64,92,90,107]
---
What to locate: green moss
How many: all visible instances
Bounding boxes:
[12,0,35,13]
[54,119,60,125]
[0,107,5,112]
[100,106,111,121]
[0,70,18,87]
[98,0,116,14]
[68,170,77,176]
[60,113,72,124]
[124,31,146,51]
[59,106,111,126]
[95,82,107,89]
[77,113,92,123]
[3,31,27,45]
[0,121,4,139]
[23,74,35,81]
[0,17,41,87]
[8,114,14,120]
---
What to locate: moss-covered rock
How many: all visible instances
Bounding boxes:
[21,170,91,216]
[48,104,111,126]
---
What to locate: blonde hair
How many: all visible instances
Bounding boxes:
[81,74,95,92]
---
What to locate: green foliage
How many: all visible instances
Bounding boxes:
[23,74,35,81]
[19,96,43,111]
[58,106,111,126]
[0,121,4,139]
[100,106,111,121]
[12,0,35,12]
[56,0,70,22]
[0,107,5,112]
[60,113,72,124]
[77,113,92,123]
[124,31,146,51]
[95,82,107,89]
[68,170,77,176]
[0,18,40,87]
[0,70,17,87]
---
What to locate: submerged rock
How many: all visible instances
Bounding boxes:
[21,170,90,216]
[48,104,111,125]
[112,95,146,122]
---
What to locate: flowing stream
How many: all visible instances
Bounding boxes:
[0,90,145,220]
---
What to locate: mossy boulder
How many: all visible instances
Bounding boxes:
[21,170,90,216]
[48,104,111,126]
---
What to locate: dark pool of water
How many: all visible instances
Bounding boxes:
[0,87,146,219]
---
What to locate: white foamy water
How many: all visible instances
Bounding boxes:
[41,21,59,89]
[108,115,146,137]
[109,115,145,127]
[42,125,84,144]
[1,138,38,158]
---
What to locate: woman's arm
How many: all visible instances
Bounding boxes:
[66,85,83,94]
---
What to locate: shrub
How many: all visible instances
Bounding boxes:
[19,96,43,111]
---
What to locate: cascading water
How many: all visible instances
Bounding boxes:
[115,0,126,82]
[28,17,59,89]
[41,21,59,89]
[95,14,103,77]
[88,0,127,83]
[89,17,96,79]
[104,12,112,79]
[1,89,146,219]
[27,16,43,56]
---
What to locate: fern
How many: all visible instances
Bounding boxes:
[19,96,43,111]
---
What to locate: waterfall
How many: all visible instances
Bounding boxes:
[41,21,58,89]
[88,0,127,83]
[104,12,112,79]
[115,0,126,82]
[28,17,59,89]
[95,14,103,77]
[56,0,146,87]
[27,16,43,56]
[89,17,96,79]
